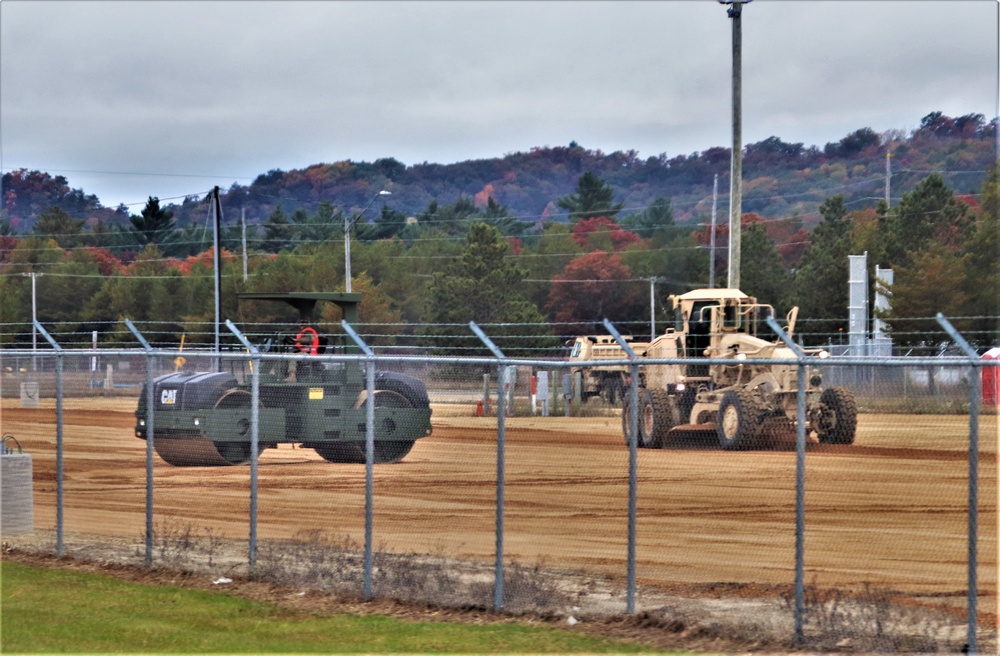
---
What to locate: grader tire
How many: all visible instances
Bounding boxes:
[815,387,858,445]
[622,393,637,447]
[638,389,679,449]
[717,389,766,450]
[602,377,624,405]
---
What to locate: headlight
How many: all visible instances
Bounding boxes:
[818,350,830,359]
[138,418,146,427]
[193,417,202,427]
[676,382,686,392]
[735,352,747,361]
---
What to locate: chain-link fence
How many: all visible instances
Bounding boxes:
[1,319,996,652]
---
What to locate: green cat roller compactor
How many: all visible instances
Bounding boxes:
[134,292,432,466]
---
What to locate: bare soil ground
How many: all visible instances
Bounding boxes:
[2,397,997,652]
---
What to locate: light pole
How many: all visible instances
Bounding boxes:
[720,0,750,290]
[344,190,391,293]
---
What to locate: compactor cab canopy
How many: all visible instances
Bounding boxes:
[237,292,362,353]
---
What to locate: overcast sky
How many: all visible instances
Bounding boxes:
[1,0,997,211]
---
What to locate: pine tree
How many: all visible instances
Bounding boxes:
[557,172,624,222]
[130,197,182,255]
[791,195,852,342]
[425,223,552,356]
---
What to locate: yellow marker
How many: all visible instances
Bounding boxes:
[309,387,324,400]
[175,334,186,371]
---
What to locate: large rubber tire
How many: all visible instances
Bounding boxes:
[717,389,765,450]
[374,371,430,409]
[621,392,637,447]
[314,439,415,464]
[312,442,364,464]
[613,378,625,406]
[638,389,679,449]
[815,387,858,445]
[602,377,623,405]
[314,389,416,464]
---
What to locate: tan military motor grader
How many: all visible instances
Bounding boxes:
[623,288,856,450]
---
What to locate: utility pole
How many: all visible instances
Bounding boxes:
[649,278,657,341]
[721,0,750,290]
[241,207,248,282]
[885,152,893,208]
[345,190,390,293]
[212,186,223,370]
[710,174,718,288]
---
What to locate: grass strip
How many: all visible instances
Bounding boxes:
[1,561,659,653]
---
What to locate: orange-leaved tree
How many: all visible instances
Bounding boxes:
[546,250,643,333]
[570,216,642,252]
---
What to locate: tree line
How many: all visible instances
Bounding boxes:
[3,111,995,234]
[1,161,997,357]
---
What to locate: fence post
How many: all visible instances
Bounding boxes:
[342,320,377,602]
[33,321,64,557]
[469,321,507,611]
[482,373,491,416]
[603,319,638,615]
[124,319,155,566]
[537,371,550,417]
[562,373,572,417]
[766,316,807,646]
[225,320,261,573]
[936,313,980,655]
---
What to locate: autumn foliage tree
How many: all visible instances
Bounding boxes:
[547,250,643,333]
[570,216,641,252]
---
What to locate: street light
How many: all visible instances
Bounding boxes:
[344,190,391,293]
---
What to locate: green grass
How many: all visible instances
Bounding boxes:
[1,562,658,653]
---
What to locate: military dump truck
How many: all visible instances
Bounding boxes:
[135,292,432,466]
[623,288,856,450]
[567,334,649,404]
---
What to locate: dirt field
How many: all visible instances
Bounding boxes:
[2,397,997,637]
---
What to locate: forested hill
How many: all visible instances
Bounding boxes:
[2,111,996,232]
[0,111,997,353]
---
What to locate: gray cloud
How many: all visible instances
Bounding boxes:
[1,0,996,209]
